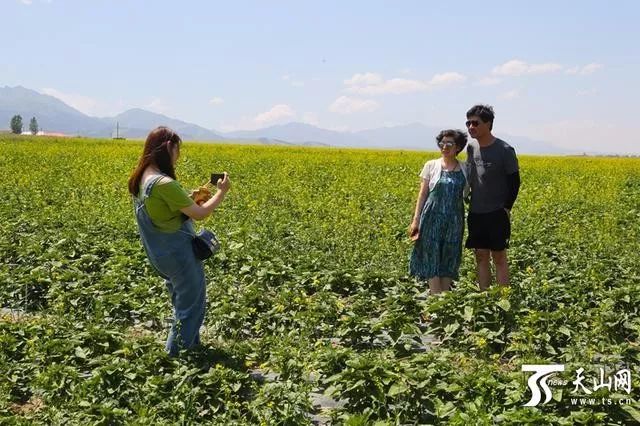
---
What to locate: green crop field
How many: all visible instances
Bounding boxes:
[1,135,639,424]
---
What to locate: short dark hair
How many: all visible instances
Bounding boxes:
[436,129,467,154]
[466,104,495,130]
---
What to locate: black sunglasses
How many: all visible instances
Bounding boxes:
[465,120,481,128]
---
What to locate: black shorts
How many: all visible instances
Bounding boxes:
[465,208,511,251]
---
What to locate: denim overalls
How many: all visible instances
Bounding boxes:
[134,174,206,356]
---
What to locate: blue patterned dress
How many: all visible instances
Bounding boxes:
[409,169,465,280]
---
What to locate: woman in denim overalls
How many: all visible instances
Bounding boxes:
[128,127,230,356]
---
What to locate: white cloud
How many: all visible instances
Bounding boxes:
[20,0,33,4]
[491,60,602,79]
[581,63,603,74]
[282,74,305,87]
[427,72,467,87]
[344,71,466,95]
[219,106,297,132]
[218,125,236,133]
[344,72,384,86]
[499,89,520,100]
[476,77,501,86]
[217,117,255,133]
[209,97,224,105]
[381,120,401,127]
[535,119,638,154]
[348,78,427,95]
[565,63,603,75]
[302,112,319,126]
[145,98,171,115]
[492,59,563,76]
[254,104,295,125]
[41,88,101,115]
[326,124,350,132]
[41,88,135,117]
[328,96,379,114]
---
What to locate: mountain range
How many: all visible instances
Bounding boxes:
[0,85,567,154]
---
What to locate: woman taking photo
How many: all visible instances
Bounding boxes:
[409,129,468,294]
[128,126,230,356]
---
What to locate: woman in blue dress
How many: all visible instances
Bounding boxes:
[409,130,469,294]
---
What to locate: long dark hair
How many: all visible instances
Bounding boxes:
[128,126,182,196]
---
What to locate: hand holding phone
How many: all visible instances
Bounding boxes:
[210,173,225,185]
[211,172,231,193]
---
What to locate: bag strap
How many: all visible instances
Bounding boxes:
[139,174,168,202]
[137,174,199,238]
[178,228,196,238]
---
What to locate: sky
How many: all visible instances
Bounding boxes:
[3,0,640,154]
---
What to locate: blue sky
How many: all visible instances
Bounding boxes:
[3,0,639,153]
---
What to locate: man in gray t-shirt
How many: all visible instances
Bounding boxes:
[464,105,520,290]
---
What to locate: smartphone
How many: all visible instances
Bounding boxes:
[210,173,225,185]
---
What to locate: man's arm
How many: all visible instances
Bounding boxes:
[503,145,520,211]
[504,171,520,210]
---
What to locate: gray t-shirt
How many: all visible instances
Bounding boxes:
[466,138,519,213]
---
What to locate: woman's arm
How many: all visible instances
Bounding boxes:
[408,179,429,240]
[180,174,231,220]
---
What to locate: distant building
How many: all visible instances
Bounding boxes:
[20,130,70,137]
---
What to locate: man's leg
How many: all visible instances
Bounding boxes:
[491,250,509,286]
[474,249,492,291]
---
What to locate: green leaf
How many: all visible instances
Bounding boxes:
[324,385,338,396]
[545,343,557,355]
[622,405,640,422]
[496,299,511,312]
[558,325,572,337]
[323,373,342,383]
[346,379,366,391]
[553,389,563,402]
[436,401,456,418]
[74,346,87,359]
[387,382,408,397]
[463,306,474,322]
[444,322,460,335]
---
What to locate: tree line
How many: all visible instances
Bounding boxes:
[9,115,39,135]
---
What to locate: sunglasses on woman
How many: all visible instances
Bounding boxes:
[438,141,456,149]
